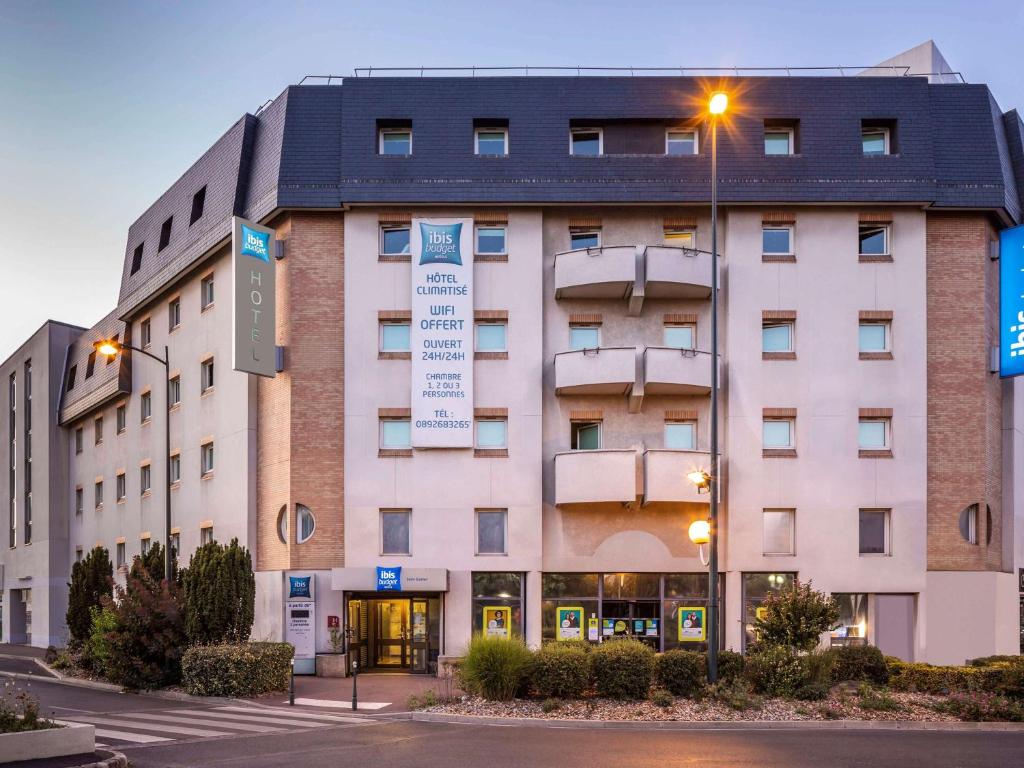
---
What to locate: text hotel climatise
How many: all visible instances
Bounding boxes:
[411,219,475,447]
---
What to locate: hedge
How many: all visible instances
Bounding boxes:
[744,645,804,697]
[831,645,889,685]
[716,650,745,683]
[887,661,1005,695]
[656,650,706,698]
[182,643,294,697]
[591,640,654,700]
[531,643,591,698]
[459,636,534,701]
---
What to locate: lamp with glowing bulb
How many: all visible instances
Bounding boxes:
[688,519,711,566]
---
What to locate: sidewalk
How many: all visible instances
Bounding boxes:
[256,672,455,714]
[0,643,48,660]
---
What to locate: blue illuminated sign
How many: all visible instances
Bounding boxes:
[240,224,271,262]
[376,566,401,591]
[288,575,312,599]
[418,223,463,266]
[1000,225,1024,378]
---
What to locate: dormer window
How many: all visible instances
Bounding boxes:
[379,126,412,156]
[158,216,173,251]
[130,243,144,275]
[570,128,602,156]
[861,120,896,156]
[190,186,207,225]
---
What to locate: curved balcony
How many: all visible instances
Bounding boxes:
[554,347,638,396]
[555,449,639,505]
[644,246,714,299]
[643,449,712,505]
[643,347,714,395]
[554,245,638,300]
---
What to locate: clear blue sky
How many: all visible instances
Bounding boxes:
[1,0,1022,360]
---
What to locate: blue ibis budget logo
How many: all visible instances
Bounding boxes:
[376,566,401,591]
[241,224,271,262]
[418,223,462,266]
[288,576,312,599]
[1000,225,1024,378]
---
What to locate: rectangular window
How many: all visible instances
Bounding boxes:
[569,325,600,351]
[762,321,794,353]
[831,593,869,646]
[66,365,77,391]
[664,324,695,349]
[94,480,103,508]
[94,416,103,445]
[169,375,181,407]
[141,318,152,348]
[75,487,83,515]
[169,453,181,484]
[140,464,151,494]
[201,442,214,475]
[201,358,215,393]
[189,186,207,224]
[475,419,507,449]
[141,537,151,556]
[473,572,524,640]
[380,509,411,555]
[858,418,889,450]
[85,351,96,379]
[379,128,412,156]
[75,547,83,563]
[475,322,507,353]
[170,531,180,556]
[116,542,126,568]
[859,321,890,353]
[380,226,411,256]
[570,128,602,156]
[116,404,126,434]
[140,391,152,422]
[130,242,144,275]
[569,229,600,249]
[158,216,173,251]
[858,224,890,257]
[475,128,508,156]
[475,226,507,255]
[476,509,507,555]
[380,322,411,352]
[570,420,601,450]
[201,526,214,546]
[169,298,181,331]
[666,129,698,156]
[764,127,794,155]
[862,127,890,156]
[762,226,793,256]
[664,229,695,248]
[763,419,794,449]
[664,421,696,450]
[763,509,795,555]
[201,274,214,309]
[116,472,126,502]
[75,427,83,454]
[380,419,411,449]
[859,509,890,555]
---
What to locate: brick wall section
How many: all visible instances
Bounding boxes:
[257,212,346,572]
[926,213,1003,571]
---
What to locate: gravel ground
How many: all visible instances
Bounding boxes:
[423,691,962,722]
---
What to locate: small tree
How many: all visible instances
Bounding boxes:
[66,547,113,648]
[753,579,839,652]
[181,538,255,645]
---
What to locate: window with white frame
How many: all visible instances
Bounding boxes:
[169,452,181,484]
[862,126,890,156]
[140,391,152,422]
[380,418,411,449]
[168,298,181,331]
[762,226,793,256]
[859,508,890,555]
[201,526,214,546]
[762,321,794,353]
[141,318,152,348]
[959,504,979,545]
[75,427,83,454]
[664,421,696,450]
[570,420,601,450]
[170,531,180,556]
[663,228,695,248]
[664,324,695,349]
[476,509,507,555]
[569,229,600,249]
[666,129,698,156]
[116,541,126,569]
[94,480,103,508]
[116,472,126,502]
[75,487,83,515]
[763,509,795,555]
[475,321,507,353]
[201,274,215,310]
[859,321,891,353]
[201,358,214,393]
[201,441,214,475]
[764,126,794,155]
[475,127,508,156]
[379,127,412,156]
[169,375,181,407]
[380,225,411,256]
[296,504,315,544]
[475,226,507,255]
[763,419,794,449]
[140,464,151,494]
[570,128,602,156]
[858,418,890,450]
[94,416,103,444]
[858,224,890,257]
[569,325,600,351]
[141,537,151,555]
[380,321,411,353]
[380,509,411,555]
[116,404,126,433]
[475,418,507,449]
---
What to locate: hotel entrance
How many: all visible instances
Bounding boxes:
[345,595,440,673]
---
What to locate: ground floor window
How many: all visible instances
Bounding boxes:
[742,572,796,650]
[831,593,869,647]
[471,572,524,640]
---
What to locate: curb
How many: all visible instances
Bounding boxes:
[408,711,1024,732]
[71,749,129,768]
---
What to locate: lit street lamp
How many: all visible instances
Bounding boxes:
[94,338,172,580]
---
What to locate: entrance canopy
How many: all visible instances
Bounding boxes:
[331,567,449,592]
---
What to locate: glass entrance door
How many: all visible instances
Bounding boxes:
[410,599,429,672]
[374,599,410,668]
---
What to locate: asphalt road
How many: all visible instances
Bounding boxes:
[4,665,1023,768]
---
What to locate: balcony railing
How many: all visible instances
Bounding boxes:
[642,449,712,504]
[554,449,639,505]
[554,347,638,396]
[643,347,713,395]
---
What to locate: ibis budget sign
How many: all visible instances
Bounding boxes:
[1001,225,1024,378]
[232,216,277,378]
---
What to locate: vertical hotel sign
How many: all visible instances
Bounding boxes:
[1000,224,1024,378]
[411,218,474,447]
[232,217,277,378]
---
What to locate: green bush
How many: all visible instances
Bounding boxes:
[590,639,654,700]
[793,649,835,700]
[459,636,533,701]
[66,546,113,648]
[753,580,839,652]
[181,643,294,697]
[931,692,1024,722]
[181,538,255,645]
[831,645,889,685]
[744,645,805,698]
[541,697,561,713]
[531,643,591,698]
[716,649,744,683]
[887,661,1004,695]
[83,606,118,676]
[0,686,57,734]
[857,683,902,712]
[546,639,593,653]
[649,687,674,708]
[968,655,1020,667]
[656,650,706,698]
[997,659,1024,700]
[711,677,762,711]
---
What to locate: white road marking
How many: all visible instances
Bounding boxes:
[69,715,232,738]
[117,711,287,733]
[211,705,372,724]
[93,728,173,744]
[287,697,390,711]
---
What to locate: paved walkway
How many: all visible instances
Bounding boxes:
[0,643,48,659]
[258,671,457,713]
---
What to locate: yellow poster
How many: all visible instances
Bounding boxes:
[678,606,706,642]
[556,606,584,641]
[755,606,768,621]
[483,606,510,639]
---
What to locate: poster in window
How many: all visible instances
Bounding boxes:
[678,606,706,642]
[483,606,510,640]
[556,606,584,641]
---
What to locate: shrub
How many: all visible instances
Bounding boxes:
[531,643,591,698]
[711,678,762,711]
[181,643,294,697]
[857,683,902,712]
[541,697,561,713]
[459,636,533,701]
[0,685,57,734]
[65,546,113,648]
[793,681,830,701]
[590,639,654,700]
[932,692,1024,722]
[831,645,889,685]
[754,580,839,652]
[887,661,1003,695]
[181,538,255,645]
[656,650,706,698]
[745,645,805,698]
[968,655,1020,667]
[997,659,1024,700]
[649,687,674,708]
[793,649,835,700]
[548,639,593,654]
[83,606,117,676]
[716,649,744,683]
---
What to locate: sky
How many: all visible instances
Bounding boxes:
[1,0,1022,360]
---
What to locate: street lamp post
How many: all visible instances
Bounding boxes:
[95,339,172,579]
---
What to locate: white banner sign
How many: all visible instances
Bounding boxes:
[411,218,474,447]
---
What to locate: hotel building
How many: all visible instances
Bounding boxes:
[2,43,1023,667]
